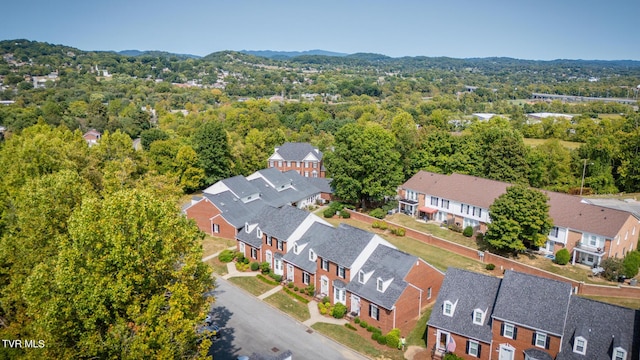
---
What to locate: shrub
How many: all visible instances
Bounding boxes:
[485,263,496,271]
[371,332,380,341]
[359,320,368,328]
[376,335,387,345]
[344,323,357,331]
[448,224,463,233]
[370,208,386,219]
[293,286,299,291]
[299,287,305,293]
[287,282,294,288]
[283,287,310,304]
[323,207,336,218]
[250,262,260,271]
[371,220,381,229]
[378,222,388,231]
[554,248,571,265]
[218,249,235,263]
[444,354,465,360]
[260,262,270,274]
[339,209,350,218]
[268,273,282,283]
[476,232,484,242]
[332,303,347,319]
[601,257,624,281]
[305,285,315,296]
[236,253,246,264]
[385,328,400,349]
[394,227,406,236]
[623,251,640,278]
[354,317,360,324]
[243,257,250,264]
[463,226,474,237]
[321,296,330,304]
[318,302,327,315]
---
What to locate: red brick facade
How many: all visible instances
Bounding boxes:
[491,319,561,360]
[269,159,325,178]
[185,199,237,239]
[426,327,491,360]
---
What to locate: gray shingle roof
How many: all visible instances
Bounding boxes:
[258,205,311,241]
[221,175,260,199]
[273,142,322,161]
[556,296,640,360]
[427,268,501,343]
[302,176,333,194]
[282,222,334,273]
[316,223,376,267]
[346,245,417,310]
[493,270,572,336]
[253,167,292,190]
[236,225,263,248]
[204,191,268,228]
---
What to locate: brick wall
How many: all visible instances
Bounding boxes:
[347,210,640,299]
[426,326,491,360]
[185,199,237,239]
[491,319,560,360]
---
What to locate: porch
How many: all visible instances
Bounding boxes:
[398,199,418,216]
[572,244,605,267]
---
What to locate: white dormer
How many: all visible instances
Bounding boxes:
[573,336,587,355]
[357,269,374,284]
[376,277,393,293]
[309,249,316,262]
[256,227,263,238]
[472,308,486,325]
[443,300,457,317]
[293,243,299,254]
[612,347,627,360]
[245,222,250,233]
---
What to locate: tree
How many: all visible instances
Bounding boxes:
[21,189,213,359]
[324,122,403,208]
[192,120,231,184]
[140,128,170,150]
[485,185,553,252]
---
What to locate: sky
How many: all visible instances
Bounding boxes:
[2,0,639,61]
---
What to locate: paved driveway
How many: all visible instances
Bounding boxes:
[208,277,369,360]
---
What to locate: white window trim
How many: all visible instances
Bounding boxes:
[443,300,457,317]
[321,259,329,271]
[358,270,365,284]
[376,277,383,292]
[613,347,627,360]
[473,309,484,325]
[293,243,299,254]
[257,227,262,238]
[535,332,547,348]
[573,336,587,355]
[309,249,315,261]
[468,340,479,357]
[503,323,515,339]
[370,304,379,321]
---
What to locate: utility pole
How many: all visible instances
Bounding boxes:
[580,159,590,196]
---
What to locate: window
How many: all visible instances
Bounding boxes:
[550,226,559,238]
[309,249,315,261]
[334,287,346,304]
[431,196,439,206]
[534,332,549,349]
[358,270,365,284]
[502,323,516,339]
[303,272,310,285]
[266,236,272,246]
[466,340,481,357]
[573,337,586,355]
[239,242,245,254]
[441,199,449,209]
[269,161,274,167]
[212,224,220,233]
[278,161,282,167]
[427,287,432,299]
[461,204,470,214]
[337,266,345,279]
[313,162,317,168]
[588,234,598,247]
[257,227,262,238]
[321,259,329,271]
[277,240,284,251]
[304,171,309,177]
[443,300,455,317]
[633,227,636,236]
[305,161,309,168]
[287,161,291,167]
[369,304,379,321]
[250,248,257,259]
[376,278,383,292]
[473,309,484,325]
[613,348,627,360]
[245,223,249,233]
[293,243,299,254]
[312,170,317,178]
[473,207,482,217]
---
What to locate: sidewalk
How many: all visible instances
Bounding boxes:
[302,300,348,327]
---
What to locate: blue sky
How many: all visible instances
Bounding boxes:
[2,0,639,60]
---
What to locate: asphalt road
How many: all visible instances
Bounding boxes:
[208,277,369,360]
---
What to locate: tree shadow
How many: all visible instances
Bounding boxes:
[207,305,239,360]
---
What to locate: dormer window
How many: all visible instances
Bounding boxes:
[309,249,315,261]
[376,278,383,292]
[443,300,456,317]
[613,348,627,360]
[293,244,299,254]
[257,227,262,238]
[473,309,484,325]
[245,223,249,233]
[573,336,587,355]
[358,270,365,284]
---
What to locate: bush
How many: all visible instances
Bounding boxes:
[476,232,484,242]
[256,274,279,285]
[601,257,624,281]
[305,285,315,296]
[376,335,387,345]
[236,253,246,264]
[371,220,381,229]
[293,286,299,291]
[485,263,496,271]
[448,224,463,233]
[359,320,368,328]
[444,354,465,360]
[323,207,336,218]
[250,262,260,271]
[554,248,571,265]
[385,328,400,349]
[287,282,294,288]
[463,226,474,237]
[260,262,271,274]
[218,249,235,263]
[623,251,640,278]
[354,317,360,324]
[339,209,351,218]
[268,273,282,283]
[379,222,388,231]
[321,296,329,304]
[371,332,380,341]
[370,208,386,219]
[391,227,406,236]
[332,303,347,319]
[345,323,357,331]
[318,302,327,315]
[283,287,310,304]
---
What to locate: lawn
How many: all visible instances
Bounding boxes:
[406,306,432,348]
[311,323,404,360]
[264,291,310,322]
[579,295,640,309]
[228,276,278,297]
[523,138,583,150]
[205,257,229,276]
[202,235,236,258]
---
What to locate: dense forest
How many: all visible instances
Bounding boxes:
[0,38,639,358]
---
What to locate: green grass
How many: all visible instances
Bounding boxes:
[205,257,229,276]
[228,277,278,296]
[523,138,583,150]
[264,291,310,322]
[579,295,640,309]
[311,323,404,360]
[406,306,432,348]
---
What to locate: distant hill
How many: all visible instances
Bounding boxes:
[117,50,201,59]
[240,49,348,59]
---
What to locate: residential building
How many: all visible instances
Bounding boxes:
[83,129,101,146]
[268,142,325,178]
[428,268,640,360]
[399,171,639,266]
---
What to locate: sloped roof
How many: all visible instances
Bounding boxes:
[221,175,260,198]
[258,205,312,241]
[303,176,334,194]
[346,245,417,310]
[556,296,639,360]
[252,167,292,190]
[493,271,572,336]
[282,222,334,273]
[427,268,501,343]
[316,223,376,267]
[272,142,322,161]
[203,191,267,228]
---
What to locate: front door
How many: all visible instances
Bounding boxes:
[274,259,283,276]
[499,345,515,360]
[320,276,329,296]
[436,330,449,350]
[286,264,294,281]
[350,295,361,316]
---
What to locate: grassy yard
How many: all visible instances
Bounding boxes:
[406,306,432,348]
[205,257,229,276]
[579,295,640,309]
[311,323,404,360]
[523,138,583,150]
[228,277,278,297]
[264,291,310,322]
[202,235,236,258]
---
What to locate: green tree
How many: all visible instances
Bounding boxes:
[485,185,553,252]
[21,189,213,359]
[192,120,231,184]
[140,128,170,150]
[324,122,403,208]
